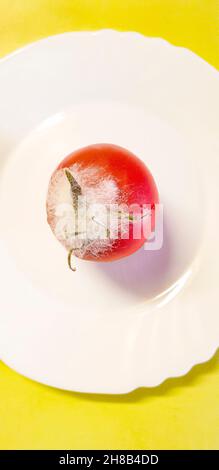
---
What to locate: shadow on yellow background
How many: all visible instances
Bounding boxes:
[70,350,219,404]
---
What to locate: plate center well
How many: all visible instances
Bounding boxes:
[0,102,203,312]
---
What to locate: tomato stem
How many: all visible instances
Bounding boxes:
[92,216,110,237]
[68,248,76,272]
[65,169,82,210]
[112,210,150,222]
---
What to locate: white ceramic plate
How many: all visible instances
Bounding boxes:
[0,31,218,394]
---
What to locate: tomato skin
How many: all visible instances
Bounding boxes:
[55,144,159,262]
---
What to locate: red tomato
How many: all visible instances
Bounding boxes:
[47,144,159,268]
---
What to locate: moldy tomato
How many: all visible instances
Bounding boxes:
[46,144,159,270]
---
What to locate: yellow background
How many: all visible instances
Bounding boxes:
[0,0,219,450]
